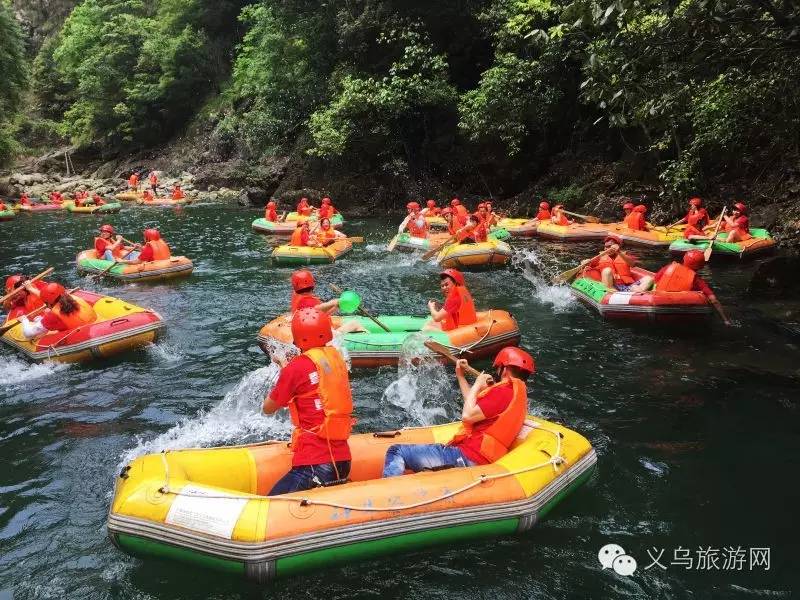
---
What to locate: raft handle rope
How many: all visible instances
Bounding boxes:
[157,423,565,513]
[434,312,497,354]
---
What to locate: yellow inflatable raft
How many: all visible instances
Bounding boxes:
[108,417,596,582]
[271,239,353,265]
[437,239,512,270]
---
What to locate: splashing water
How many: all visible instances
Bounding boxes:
[146,341,184,363]
[514,247,576,312]
[0,357,69,387]
[120,364,290,466]
[382,333,452,426]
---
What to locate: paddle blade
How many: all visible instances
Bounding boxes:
[703,242,714,262]
[387,235,398,252]
[551,265,581,285]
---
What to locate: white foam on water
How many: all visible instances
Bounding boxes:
[146,341,184,363]
[0,356,69,387]
[514,247,576,312]
[120,363,290,466]
[382,333,452,426]
[366,243,386,253]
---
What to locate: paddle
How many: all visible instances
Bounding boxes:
[704,207,727,262]
[551,248,613,285]
[0,267,54,304]
[421,234,457,260]
[563,210,601,223]
[329,283,391,332]
[278,211,287,222]
[0,287,80,335]
[89,260,120,280]
[387,235,399,252]
[424,339,481,377]
[340,236,364,243]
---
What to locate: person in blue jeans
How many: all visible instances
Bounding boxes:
[382,347,535,477]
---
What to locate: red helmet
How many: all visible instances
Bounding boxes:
[321,197,331,205]
[41,282,65,305]
[406,201,417,210]
[5,275,23,292]
[493,347,535,374]
[450,198,461,206]
[634,204,647,213]
[267,201,276,208]
[440,268,465,286]
[143,228,161,242]
[683,250,706,271]
[622,202,634,210]
[100,224,115,234]
[689,197,702,207]
[426,199,436,207]
[299,197,308,203]
[291,269,315,292]
[733,202,747,214]
[291,307,333,351]
[604,234,623,246]
[440,208,452,216]
[539,201,550,209]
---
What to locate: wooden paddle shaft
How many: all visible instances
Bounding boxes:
[0,267,54,304]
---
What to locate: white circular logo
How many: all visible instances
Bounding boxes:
[598,543,625,569]
[612,554,638,576]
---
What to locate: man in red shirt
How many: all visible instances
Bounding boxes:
[382,346,533,476]
[262,307,354,494]
[94,224,139,261]
[653,249,731,325]
[425,269,477,331]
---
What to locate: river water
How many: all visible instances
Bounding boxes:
[1,205,797,598]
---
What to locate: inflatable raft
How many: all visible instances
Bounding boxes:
[258,310,520,368]
[271,239,353,265]
[425,215,448,229]
[252,213,344,236]
[285,212,344,226]
[0,209,15,221]
[76,250,194,283]
[496,218,538,237]
[534,221,609,241]
[16,203,64,212]
[64,201,122,214]
[605,223,687,247]
[393,232,451,252]
[437,239,513,270]
[108,416,596,583]
[116,191,144,202]
[136,197,188,208]
[668,228,775,259]
[1,290,164,362]
[570,267,712,322]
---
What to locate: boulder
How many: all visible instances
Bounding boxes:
[238,187,270,207]
[749,256,800,298]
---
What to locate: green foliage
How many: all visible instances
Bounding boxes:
[547,182,585,205]
[0,2,28,164]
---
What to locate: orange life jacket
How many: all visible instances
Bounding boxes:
[448,377,527,463]
[287,346,354,450]
[51,296,97,330]
[656,262,696,293]
[145,239,171,260]
[297,204,312,216]
[624,212,646,231]
[447,219,458,235]
[552,213,570,226]
[265,208,278,222]
[427,207,440,217]
[129,175,138,187]
[595,255,635,285]
[172,189,185,200]
[407,215,428,238]
[441,285,477,331]
[95,237,124,259]
[290,291,321,312]
[290,228,307,246]
[536,209,551,221]
[149,173,158,185]
[316,228,337,244]
[318,205,334,219]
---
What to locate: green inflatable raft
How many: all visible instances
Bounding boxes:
[668,228,775,259]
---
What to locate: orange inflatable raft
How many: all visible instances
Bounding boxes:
[76,250,194,282]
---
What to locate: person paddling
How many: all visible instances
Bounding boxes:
[382,346,534,476]
[580,235,652,292]
[424,269,478,331]
[550,204,572,226]
[313,218,346,246]
[721,202,752,243]
[623,204,648,231]
[422,199,440,217]
[95,224,139,261]
[19,283,97,338]
[317,197,336,219]
[265,200,279,222]
[524,201,551,226]
[455,214,488,244]
[262,307,354,494]
[296,197,314,217]
[3,275,46,321]
[290,221,311,246]
[397,202,429,239]
[679,197,710,238]
[650,250,731,325]
[123,229,171,264]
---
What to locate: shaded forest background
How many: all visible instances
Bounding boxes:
[2,0,800,224]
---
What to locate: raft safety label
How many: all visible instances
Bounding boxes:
[165,485,248,539]
[608,293,633,305]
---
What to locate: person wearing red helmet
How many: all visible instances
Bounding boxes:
[550,204,572,226]
[581,235,651,292]
[148,170,159,194]
[397,202,429,239]
[171,184,185,201]
[621,199,634,219]
[18,192,31,206]
[313,217,346,246]
[296,196,315,217]
[455,214,488,244]
[124,229,171,263]
[524,200,551,226]
[623,204,648,231]
[142,189,155,203]
[92,193,106,206]
[424,269,478,331]
[317,197,336,219]
[721,202,751,243]
[450,198,469,226]
[653,250,731,325]
[3,275,46,322]
[382,346,533,476]
[19,282,97,338]
[422,199,440,217]
[262,307,354,494]
[265,200,279,222]
[290,220,311,246]
[441,208,458,235]
[678,197,710,239]
[128,172,139,191]
[94,224,138,261]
